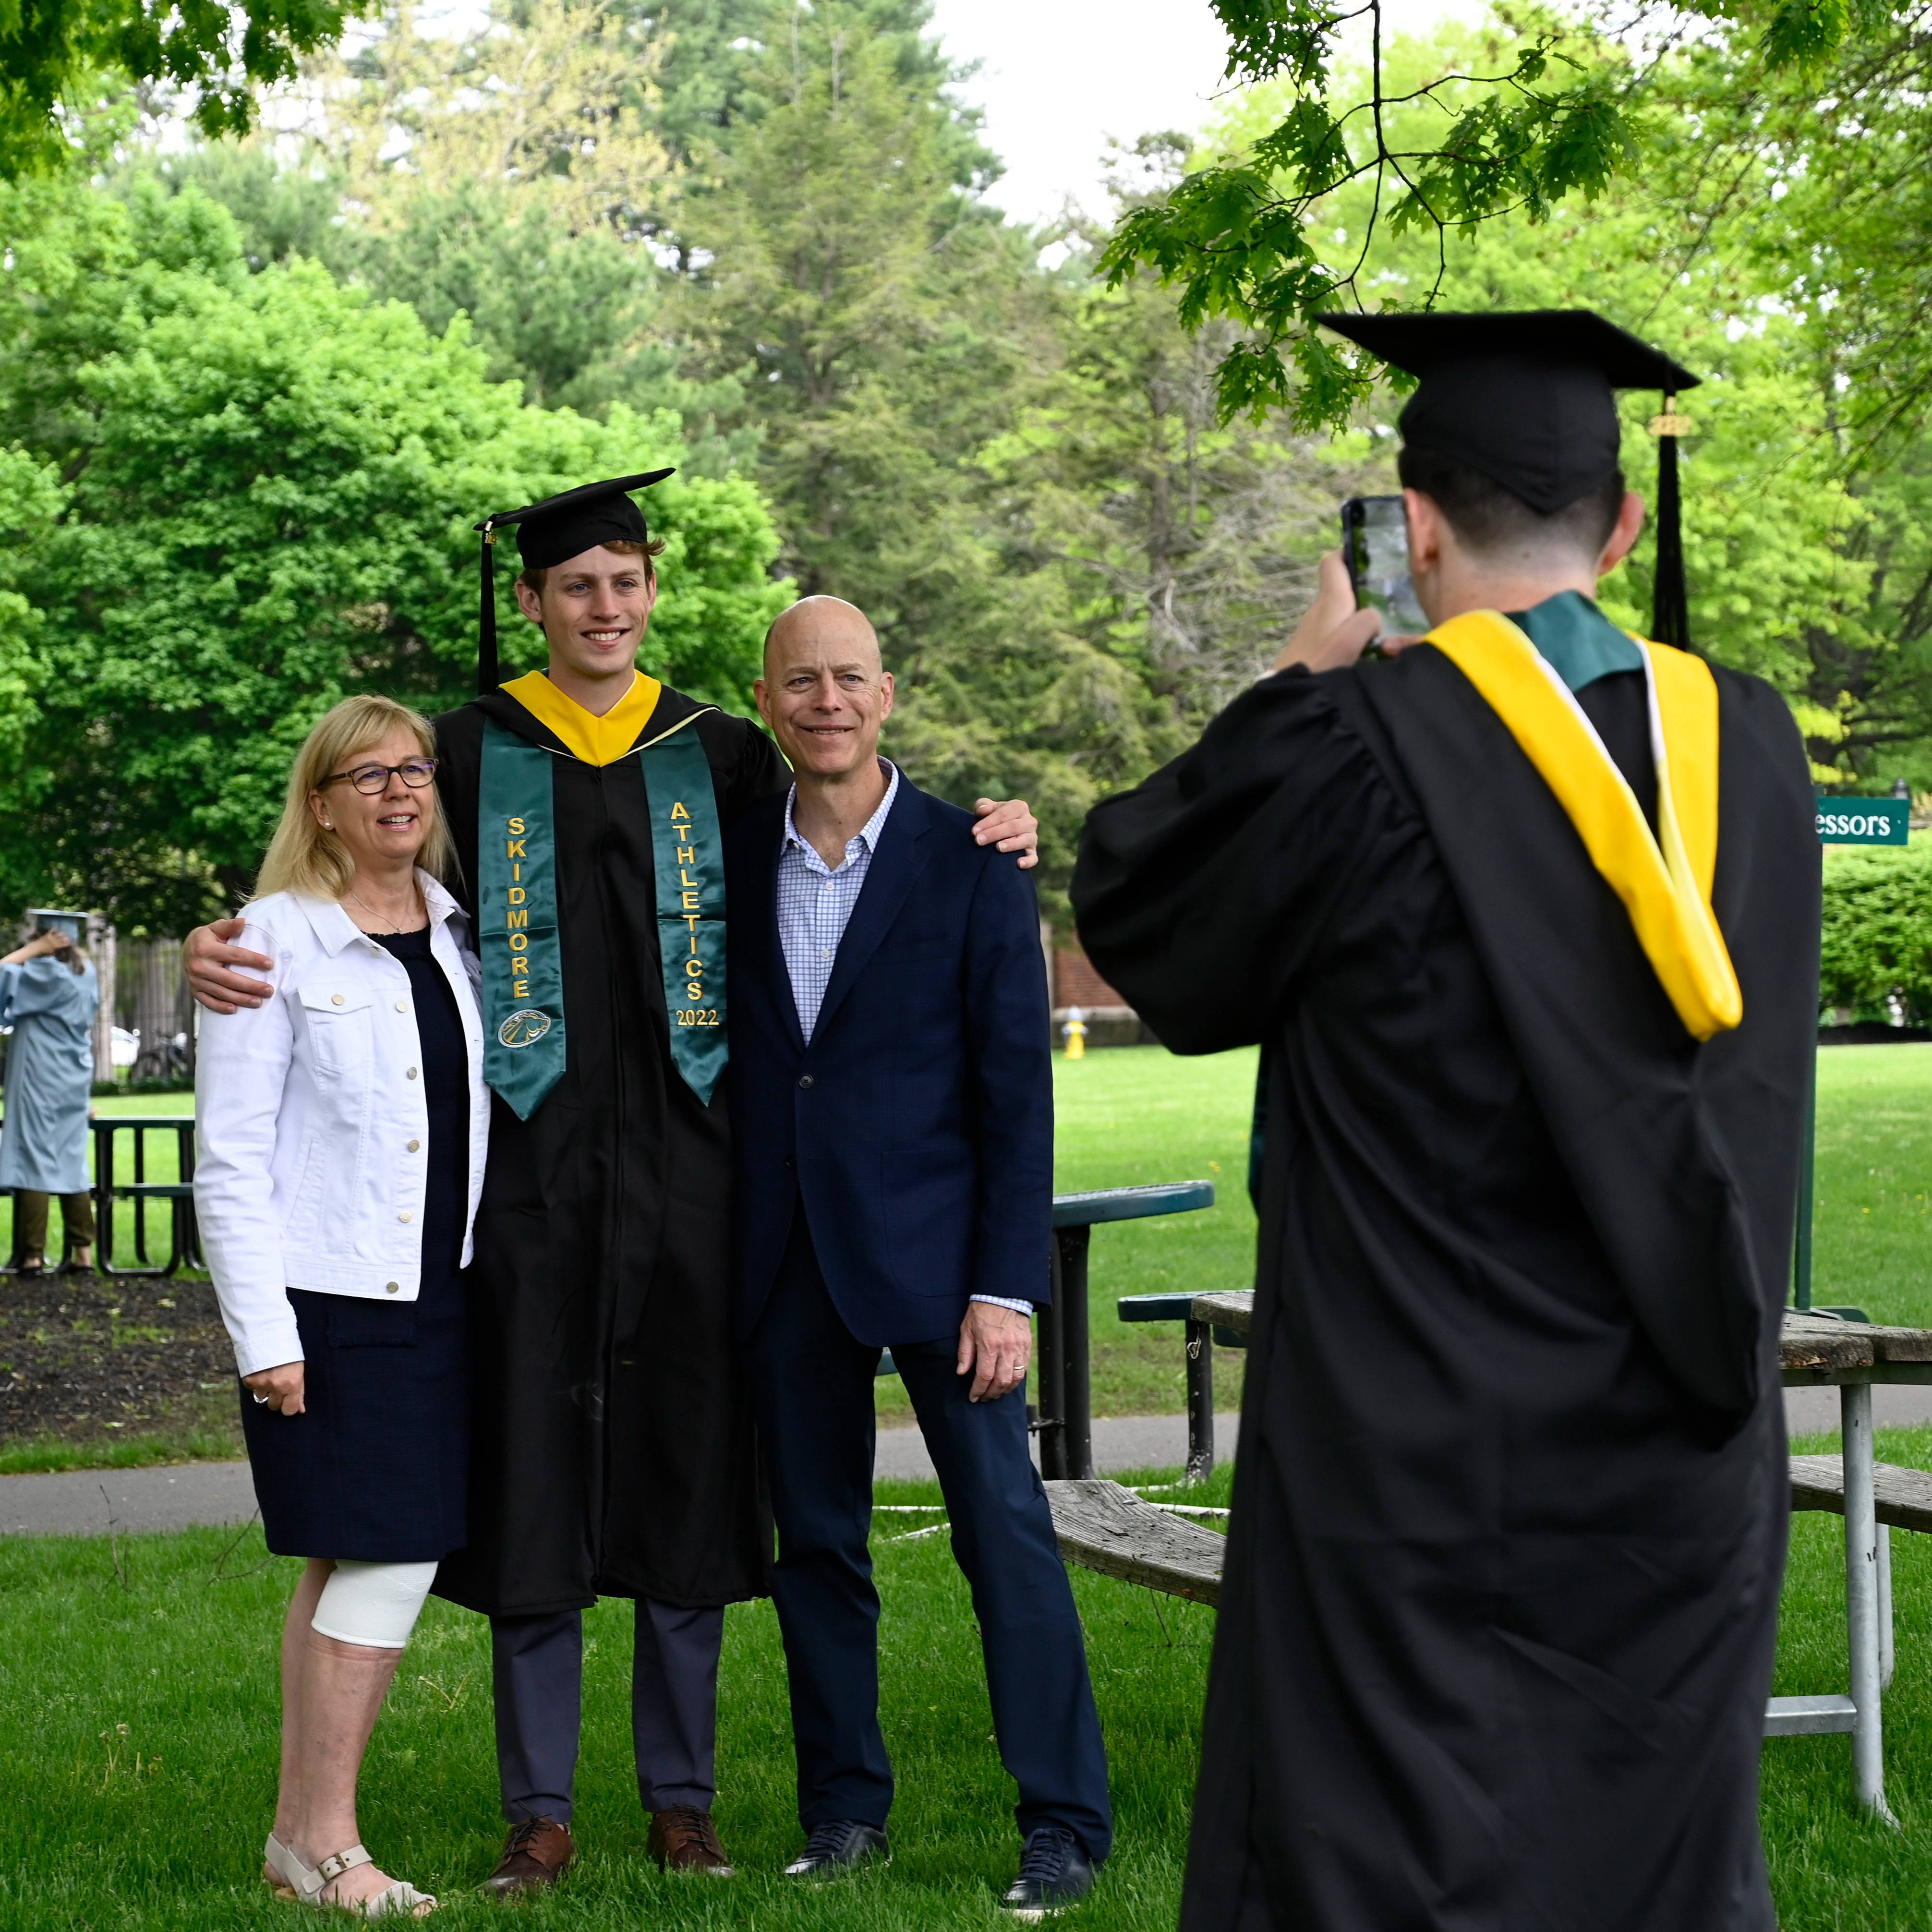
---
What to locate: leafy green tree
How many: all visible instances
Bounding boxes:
[0,171,786,930]
[679,2,1127,889]
[1195,28,1884,745]
[684,0,1020,601]
[1102,0,1875,429]
[0,0,371,180]
[1821,843,1932,1022]
[982,143,1393,706]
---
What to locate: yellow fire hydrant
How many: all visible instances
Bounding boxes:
[1062,1005,1087,1060]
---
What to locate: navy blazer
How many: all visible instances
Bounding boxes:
[724,777,1054,1347]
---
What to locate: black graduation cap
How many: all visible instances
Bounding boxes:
[472,469,675,694]
[1316,310,1701,648]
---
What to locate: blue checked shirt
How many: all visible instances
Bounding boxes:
[776,762,1031,1316]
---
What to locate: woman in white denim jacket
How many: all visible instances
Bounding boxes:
[196,694,488,1919]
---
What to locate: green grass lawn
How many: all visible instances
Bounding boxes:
[0,1443,1930,1931]
[0,1470,1223,1932]
[1810,1044,1932,1323]
[11,1053,1932,1925]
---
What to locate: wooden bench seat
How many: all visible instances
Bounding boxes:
[1791,1455,1932,1535]
[1043,1479,1226,1607]
[1044,1456,1932,1612]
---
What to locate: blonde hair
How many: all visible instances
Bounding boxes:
[255,696,454,902]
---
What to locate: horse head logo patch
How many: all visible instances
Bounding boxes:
[498,1008,553,1050]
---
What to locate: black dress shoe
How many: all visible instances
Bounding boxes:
[1000,1825,1098,1918]
[783,1820,890,1879]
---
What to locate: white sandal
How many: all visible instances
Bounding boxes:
[264,1834,437,1918]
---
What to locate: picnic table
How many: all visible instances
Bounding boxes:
[4,1116,201,1276]
[89,1116,202,1276]
[1102,1292,1932,1822]
[1036,1183,1214,1478]
[870,1181,1217,1480]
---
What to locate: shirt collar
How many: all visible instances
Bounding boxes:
[783,761,899,869]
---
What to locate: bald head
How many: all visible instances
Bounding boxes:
[763,595,881,681]
[755,594,895,786]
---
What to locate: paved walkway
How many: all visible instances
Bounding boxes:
[2,1460,261,1538]
[3,1390,1922,1536]
[873,1410,1244,1482]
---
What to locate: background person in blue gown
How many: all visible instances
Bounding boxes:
[0,924,98,1275]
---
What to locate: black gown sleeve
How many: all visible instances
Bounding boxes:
[1071,667,1404,1055]
[702,712,792,826]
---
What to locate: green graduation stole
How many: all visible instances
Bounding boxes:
[478,715,727,1120]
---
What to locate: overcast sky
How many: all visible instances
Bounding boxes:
[926,0,1477,229]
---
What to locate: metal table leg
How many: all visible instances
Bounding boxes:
[1842,1379,1897,1823]
[1881,1524,1895,1691]
[1184,1320,1214,1483]
[1037,1244,1067,1479]
[1055,1225,1094,1481]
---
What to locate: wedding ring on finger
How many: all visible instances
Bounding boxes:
[253,1392,270,1405]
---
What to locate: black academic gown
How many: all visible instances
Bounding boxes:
[1071,647,1818,1932]
[429,683,789,1617]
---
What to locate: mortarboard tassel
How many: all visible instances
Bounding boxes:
[1649,395,1694,651]
[479,524,499,696]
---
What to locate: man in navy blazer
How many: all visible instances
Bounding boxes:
[726,596,1112,1914]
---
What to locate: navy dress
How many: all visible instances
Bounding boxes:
[242,925,472,1563]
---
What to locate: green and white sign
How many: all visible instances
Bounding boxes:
[1816,797,1910,845]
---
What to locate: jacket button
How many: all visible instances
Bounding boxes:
[798,1075,814,1089]
[385,1281,400,1294]
[406,1066,418,1079]
[784,1156,795,1169]
[331,994,344,1006]
[407,1139,421,1153]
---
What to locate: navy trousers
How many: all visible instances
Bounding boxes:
[742,1208,1113,1860]
[491,1599,724,1822]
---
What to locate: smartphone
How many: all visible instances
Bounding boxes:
[1341,496,1428,636]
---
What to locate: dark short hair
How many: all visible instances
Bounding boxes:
[518,535,664,595]
[1396,446,1624,558]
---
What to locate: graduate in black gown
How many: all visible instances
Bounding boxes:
[1071,313,1819,1932]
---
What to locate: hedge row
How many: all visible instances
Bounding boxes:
[1819,841,1932,1020]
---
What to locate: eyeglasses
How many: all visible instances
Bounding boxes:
[320,759,440,795]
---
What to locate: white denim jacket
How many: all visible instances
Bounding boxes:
[194,874,489,1377]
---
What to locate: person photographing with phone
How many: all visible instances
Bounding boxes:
[1073,311,1818,1932]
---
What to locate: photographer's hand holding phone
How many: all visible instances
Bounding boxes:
[1271,549,1423,676]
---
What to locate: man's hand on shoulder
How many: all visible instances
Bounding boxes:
[958,1300,1033,1402]
[972,797,1040,870]
[184,918,275,1014]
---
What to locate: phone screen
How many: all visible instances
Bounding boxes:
[1342,497,1429,636]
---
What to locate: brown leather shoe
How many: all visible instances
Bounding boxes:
[481,1816,575,1899]
[647,1806,736,1877]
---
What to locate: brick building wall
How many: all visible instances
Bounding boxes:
[1053,948,1131,1013]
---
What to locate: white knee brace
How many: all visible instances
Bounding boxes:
[311,1559,439,1649]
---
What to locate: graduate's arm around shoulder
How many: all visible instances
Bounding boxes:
[704,706,793,823]
[1071,555,1409,1055]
